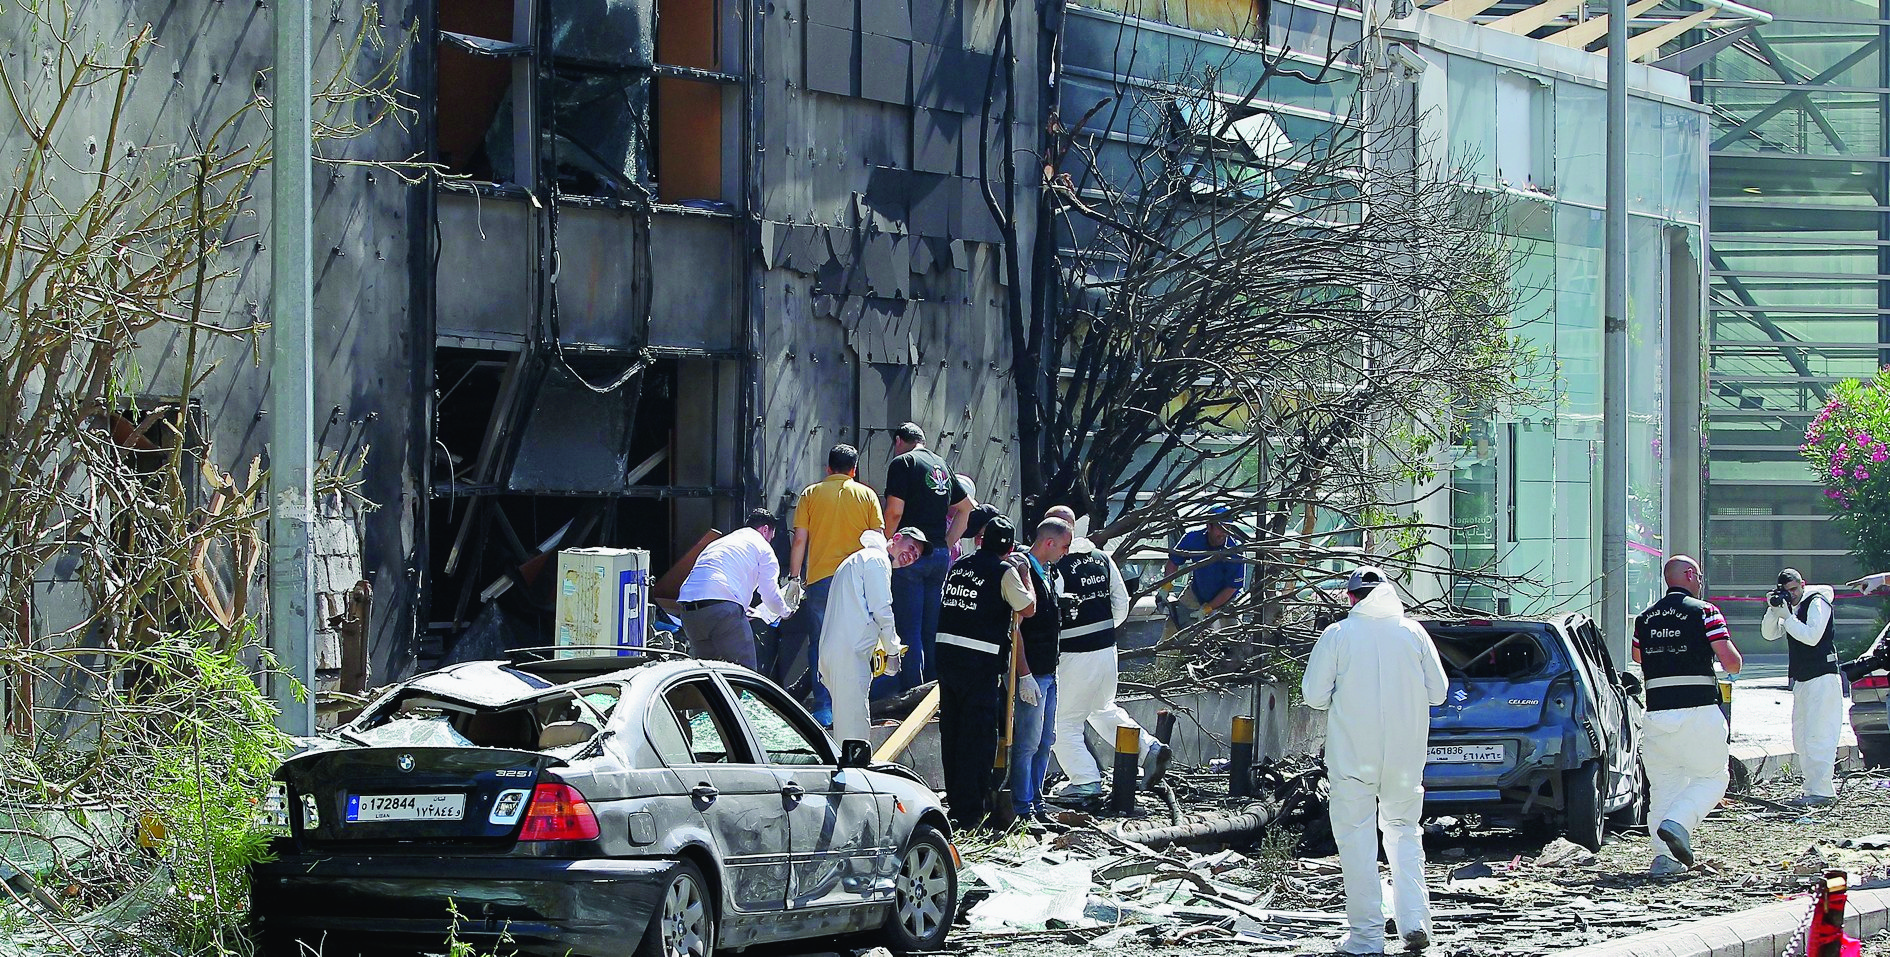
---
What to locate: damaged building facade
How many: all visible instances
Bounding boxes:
[4,0,1040,686]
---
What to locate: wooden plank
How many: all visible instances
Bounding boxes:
[874,685,941,762]
[653,529,723,614]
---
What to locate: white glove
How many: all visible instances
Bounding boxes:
[783,577,804,607]
[1018,675,1042,707]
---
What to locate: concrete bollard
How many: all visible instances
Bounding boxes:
[1111,725,1141,815]
[1230,715,1255,798]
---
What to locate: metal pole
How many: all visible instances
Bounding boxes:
[270,0,316,735]
[1601,0,1631,666]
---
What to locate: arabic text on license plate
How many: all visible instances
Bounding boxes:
[346,793,466,823]
[1427,745,1505,764]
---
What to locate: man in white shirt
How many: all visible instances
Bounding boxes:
[678,509,794,669]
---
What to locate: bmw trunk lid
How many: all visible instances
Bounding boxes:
[280,746,561,846]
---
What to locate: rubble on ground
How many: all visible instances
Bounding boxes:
[952,765,1890,957]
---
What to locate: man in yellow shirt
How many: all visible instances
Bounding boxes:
[784,444,885,726]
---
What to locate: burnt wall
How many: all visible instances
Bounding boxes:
[753,0,1038,514]
[0,0,426,684]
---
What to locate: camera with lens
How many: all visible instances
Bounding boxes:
[1840,640,1890,682]
[1767,585,1791,608]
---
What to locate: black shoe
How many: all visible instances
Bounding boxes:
[1143,742,1174,790]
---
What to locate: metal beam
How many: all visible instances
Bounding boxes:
[1628,8,1719,60]
[1425,0,1510,22]
[1489,0,1586,36]
[269,0,316,735]
[1545,0,1662,48]
[1602,0,1630,663]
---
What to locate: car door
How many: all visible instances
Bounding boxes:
[1573,620,1637,805]
[653,677,790,916]
[720,675,891,913]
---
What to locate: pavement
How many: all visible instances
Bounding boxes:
[1556,886,1890,957]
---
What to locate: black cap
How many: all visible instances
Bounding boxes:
[1346,566,1387,595]
[1778,568,1804,586]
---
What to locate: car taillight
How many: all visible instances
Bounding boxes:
[518,783,599,841]
[1854,674,1889,690]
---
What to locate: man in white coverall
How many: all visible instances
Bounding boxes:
[1301,567,1448,955]
[818,527,928,743]
[1043,506,1173,803]
[1761,568,1844,806]
[1633,555,1742,876]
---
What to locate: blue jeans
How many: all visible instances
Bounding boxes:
[1007,674,1057,815]
[782,578,834,724]
[878,546,950,697]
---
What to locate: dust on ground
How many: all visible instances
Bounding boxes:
[951,768,1890,957]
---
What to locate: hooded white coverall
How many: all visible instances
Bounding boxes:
[1050,536,1158,789]
[1301,584,1449,954]
[1761,584,1844,799]
[818,531,900,744]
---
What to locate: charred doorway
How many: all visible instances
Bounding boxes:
[421,350,735,665]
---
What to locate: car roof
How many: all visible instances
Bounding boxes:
[383,651,735,711]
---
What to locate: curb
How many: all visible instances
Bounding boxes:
[1555,886,1890,957]
[1729,741,1862,792]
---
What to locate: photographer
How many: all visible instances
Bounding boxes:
[1760,569,1844,807]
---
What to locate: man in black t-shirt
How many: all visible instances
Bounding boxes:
[879,422,974,692]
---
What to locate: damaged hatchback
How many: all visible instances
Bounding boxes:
[251,652,958,957]
[1418,614,1646,851]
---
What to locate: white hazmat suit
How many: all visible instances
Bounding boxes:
[1301,582,1448,954]
[1050,537,1158,790]
[1761,584,1844,799]
[818,531,900,744]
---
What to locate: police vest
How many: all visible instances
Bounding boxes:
[936,551,1013,673]
[1056,550,1117,653]
[1789,596,1840,683]
[1634,589,1722,712]
[1018,559,1060,677]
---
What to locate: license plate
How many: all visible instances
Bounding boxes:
[1427,744,1505,764]
[346,793,466,823]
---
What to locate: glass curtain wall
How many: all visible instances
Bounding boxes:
[1441,52,1704,619]
[1696,1,1889,645]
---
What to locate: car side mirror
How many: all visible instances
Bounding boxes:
[838,738,872,769]
[1620,672,1643,697]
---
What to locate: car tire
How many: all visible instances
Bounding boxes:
[1858,734,1890,770]
[637,860,716,957]
[1564,760,1606,852]
[877,824,957,953]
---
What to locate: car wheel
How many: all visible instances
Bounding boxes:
[877,824,957,953]
[1564,761,1605,852]
[638,860,715,957]
[1858,734,1890,770]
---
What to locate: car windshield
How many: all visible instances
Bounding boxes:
[1428,627,1553,681]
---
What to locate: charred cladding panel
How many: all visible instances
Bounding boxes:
[752,0,1036,514]
[437,193,535,343]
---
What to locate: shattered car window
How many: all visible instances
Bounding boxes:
[355,716,475,748]
[1430,629,1551,681]
[663,681,738,763]
[732,687,827,766]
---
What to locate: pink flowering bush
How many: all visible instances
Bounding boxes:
[1801,369,1890,571]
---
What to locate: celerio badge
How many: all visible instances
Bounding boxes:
[398,753,415,772]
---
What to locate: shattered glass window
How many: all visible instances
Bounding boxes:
[546,0,655,198]
[732,686,827,766]
[1429,629,1552,681]
[662,681,738,763]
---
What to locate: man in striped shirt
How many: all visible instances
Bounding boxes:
[1632,555,1743,877]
